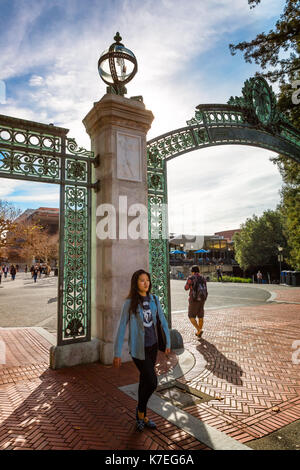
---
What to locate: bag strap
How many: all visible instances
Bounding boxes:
[153,295,161,321]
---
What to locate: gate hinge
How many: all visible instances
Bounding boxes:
[91,180,100,192]
[93,154,100,168]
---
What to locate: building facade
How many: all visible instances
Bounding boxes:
[5,207,59,266]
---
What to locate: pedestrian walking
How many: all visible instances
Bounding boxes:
[257,270,263,284]
[33,266,38,283]
[184,265,208,338]
[10,265,16,281]
[24,265,28,274]
[113,269,171,432]
[3,265,8,278]
[216,265,223,282]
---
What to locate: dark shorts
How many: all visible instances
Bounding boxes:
[188,299,205,318]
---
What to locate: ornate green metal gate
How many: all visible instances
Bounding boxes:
[0,114,97,345]
[147,76,300,324]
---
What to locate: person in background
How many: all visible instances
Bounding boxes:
[33,265,39,283]
[3,265,8,278]
[184,265,208,338]
[257,270,263,284]
[216,265,223,282]
[10,265,16,281]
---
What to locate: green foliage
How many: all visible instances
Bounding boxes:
[233,209,286,270]
[230,0,300,270]
[229,0,300,83]
[271,53,300,269]
[280,187,300,269]
[210,274,252,283]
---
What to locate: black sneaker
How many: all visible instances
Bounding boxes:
[136,407,145,432]
[136,419,145,432]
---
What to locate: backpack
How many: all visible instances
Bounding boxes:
[191,275,207,301]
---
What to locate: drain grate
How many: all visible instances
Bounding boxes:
[156,381,214,409]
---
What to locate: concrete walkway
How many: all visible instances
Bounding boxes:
[0,286,299,450]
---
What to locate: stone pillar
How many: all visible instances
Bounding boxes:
[83,94,154,364]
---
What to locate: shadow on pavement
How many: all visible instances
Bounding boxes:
[0,356,211,450]
[196,338,243,386]
[0,363,152,450]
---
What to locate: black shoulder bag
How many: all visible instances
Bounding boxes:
[154,295,167,352]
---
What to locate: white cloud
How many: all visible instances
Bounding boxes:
[167,145,282,234]
[0,180,59,208]
[5,193,59,203]
[29,75,44,87]
[0,180,20,198]
[0,0,285,140]
[0,0,286,229]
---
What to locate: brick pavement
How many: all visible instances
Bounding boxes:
[271,287,300,303]
[0,287,299,450]
[0,328,207,450]
[172,296,300,444]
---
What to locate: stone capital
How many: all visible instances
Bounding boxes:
[83,94,154,137]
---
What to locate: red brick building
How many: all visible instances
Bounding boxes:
[6,207,59,265]
[214,229,241,242]
[15,207,59,235]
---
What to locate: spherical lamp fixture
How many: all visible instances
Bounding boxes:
[98,32,137,96]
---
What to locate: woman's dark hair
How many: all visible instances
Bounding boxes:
[191,265,199,273]
[127,269,152,315]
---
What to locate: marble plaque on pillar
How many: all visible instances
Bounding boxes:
[117,132,142,182]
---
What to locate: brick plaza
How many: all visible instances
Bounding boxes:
[0,287,299,450]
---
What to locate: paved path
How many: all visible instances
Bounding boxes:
[0,328,206,451]
[171,280,271,313]
[0,274,57,332]
[0,285,299,450]
[171,301,300,446]
[0,277,279,334]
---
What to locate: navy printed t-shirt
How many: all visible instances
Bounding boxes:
[140,295,157,347]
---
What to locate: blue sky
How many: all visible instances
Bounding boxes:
[0,0,287,234]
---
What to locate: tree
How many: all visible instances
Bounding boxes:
[233,209,286,270]
[0,200,21,254]
[33,232,59,264]
[230,0,300,269]
[6,220,44,264]
[279,186,300,269]
[270,67,300,269]
[229,0,300,83]
[6,221,59,265]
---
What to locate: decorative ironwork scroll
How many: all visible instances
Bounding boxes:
[0,114,96,346]
[147,75,300,325]
[62,185,90,342]
[147,156,171,327]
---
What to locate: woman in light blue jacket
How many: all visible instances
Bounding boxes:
[113,269,171,432]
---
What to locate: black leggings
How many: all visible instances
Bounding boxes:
[132,343,158,415]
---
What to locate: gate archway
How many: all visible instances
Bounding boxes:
[147,76,300,325]
[0,114,97,346]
